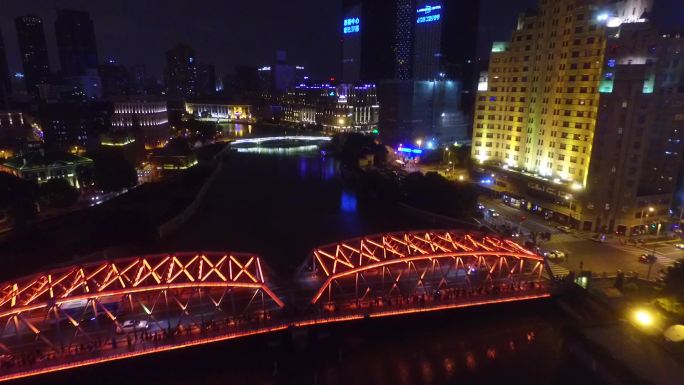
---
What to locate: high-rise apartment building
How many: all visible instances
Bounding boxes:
[15,15,51,96]
[0,29,11,106]
[164,44,198,98]
[472,0,684,235]
[55,9,99,76]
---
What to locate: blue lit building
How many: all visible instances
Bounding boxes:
[378,79,467,146]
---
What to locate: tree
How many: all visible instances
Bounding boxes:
[38,178,79,208]
[665,261,684,299]
[402,171,479,219]
[88,149,137,192]
[0,172,38,227]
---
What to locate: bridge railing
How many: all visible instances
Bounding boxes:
[0,283,549,382]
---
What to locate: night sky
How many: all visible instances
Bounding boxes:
[0,0,681,80]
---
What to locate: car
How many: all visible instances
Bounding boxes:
[557,225,573,233]
[477,203,486,211]
[675,243,684,250]
[638,254,657,264]
[116,319,149,334]
[488,209,500,217]
[544,250,566,260]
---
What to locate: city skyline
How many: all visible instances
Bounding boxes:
[3,0,679,80]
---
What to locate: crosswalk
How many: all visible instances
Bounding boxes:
[546,261,570,279]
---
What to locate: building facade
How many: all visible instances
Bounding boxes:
[165,44,198,98]
[0,111,41,159]
[39,101,112,153]
[0,29,11,106]
[378,79,468,145]
[472,0,684,235]
[184,102,252,122]
[111,98,170,147]
[15,15,51,96]
[55,9,99,77]
[283,84,379,132]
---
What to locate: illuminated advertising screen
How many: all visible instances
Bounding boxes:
[343,17,360,34]
[416,4,441,24]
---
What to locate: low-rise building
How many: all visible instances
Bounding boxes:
[0,149,93,188]
[184,102,253,122]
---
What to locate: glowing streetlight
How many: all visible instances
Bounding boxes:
[416,139,423,148]
[648,207,655,213]
[633,308,654,327]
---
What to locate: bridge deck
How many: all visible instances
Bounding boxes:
[0,287,549,382]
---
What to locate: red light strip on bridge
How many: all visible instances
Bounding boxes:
[311,251,542,303]
[0,292,549,383]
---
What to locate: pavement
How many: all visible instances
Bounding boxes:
[478,197,684,279]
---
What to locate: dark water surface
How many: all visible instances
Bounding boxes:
[158,151,426,279]
[9,146,603,385]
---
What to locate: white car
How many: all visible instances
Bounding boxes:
[544,250,566,260]
[116,320,149,334]
[675,243,684,250]
[557,225,573,233]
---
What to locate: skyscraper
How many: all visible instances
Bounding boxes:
[164,44,198,98]
[55,9,99,76]
[341,0,479,84]
[412,1,443,80]
[341,0,397,83]
[15,15,51,96]
[394,0,415,80]
[472,0,684,234]
[0,28,11,106]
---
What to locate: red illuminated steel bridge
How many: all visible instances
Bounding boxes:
[307,230,546,309]
[0,230,549,382]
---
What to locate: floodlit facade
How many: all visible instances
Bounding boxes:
[472,0,684,234]
[283,83,379,132]
[111,98,169,147]
[184,102,253,122]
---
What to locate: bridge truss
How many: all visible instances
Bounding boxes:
[309,230,545,305]
[0,252,283,356]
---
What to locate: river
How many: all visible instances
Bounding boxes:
[12,127,601,385]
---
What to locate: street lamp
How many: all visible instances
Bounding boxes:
[416,139,423,148]
[633,308,654,327]
[640,206,655,233]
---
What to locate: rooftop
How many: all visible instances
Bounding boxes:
[3,150,93,170]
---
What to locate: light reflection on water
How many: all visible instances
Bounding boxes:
[340,190,358,213]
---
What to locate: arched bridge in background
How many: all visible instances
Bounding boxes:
[0,230,550,382]
[230,135,332,146]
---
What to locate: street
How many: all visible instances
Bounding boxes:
[479,197,683,279]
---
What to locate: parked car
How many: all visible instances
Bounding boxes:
[477,203,486,211]
[638,254,657,264]
[556,225,573,233]
[674,243,684,250]
[488,209,500,217]
[116,319,149,334]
